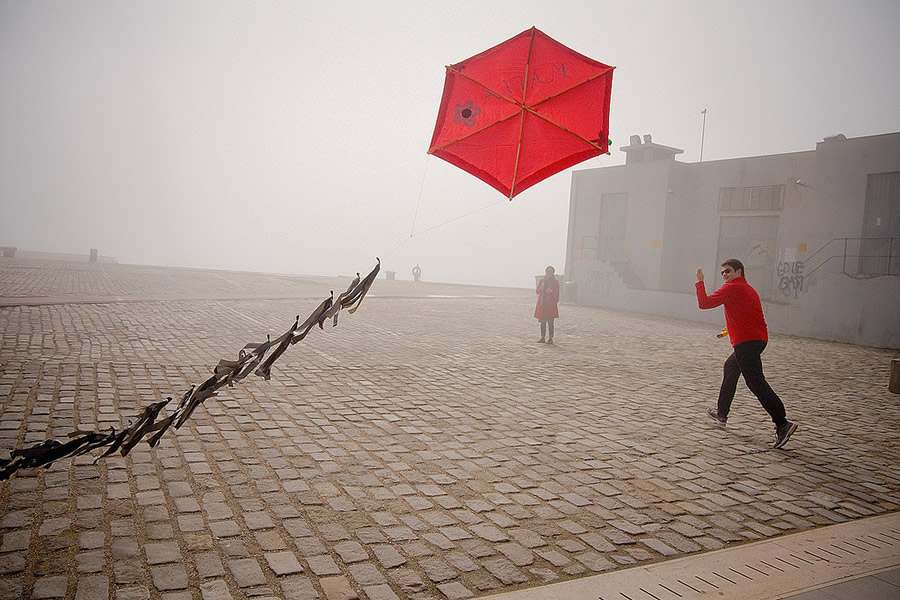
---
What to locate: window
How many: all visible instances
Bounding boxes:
[719,185,784,211]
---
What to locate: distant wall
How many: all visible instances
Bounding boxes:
[9,250,117,263]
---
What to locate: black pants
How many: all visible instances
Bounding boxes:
[717,340,787,426]
[540,319,554,339]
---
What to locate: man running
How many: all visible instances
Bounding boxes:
[696,259,798,449]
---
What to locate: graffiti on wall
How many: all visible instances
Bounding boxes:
[586,268,618,297]
[776,248,805,299]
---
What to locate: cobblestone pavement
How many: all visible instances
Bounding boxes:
[0,259,898,600]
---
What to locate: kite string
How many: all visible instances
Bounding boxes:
[383,196,506,259]
[384,152,517,260]
[410,155,430,236]
[383,155,431,259]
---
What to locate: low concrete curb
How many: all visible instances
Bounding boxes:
[484,512,900,600]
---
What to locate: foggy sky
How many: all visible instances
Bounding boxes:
[2,0,898,288]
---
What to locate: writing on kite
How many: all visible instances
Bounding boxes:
[502,62,571,96]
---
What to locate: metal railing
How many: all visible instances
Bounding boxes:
[804,237,899,278]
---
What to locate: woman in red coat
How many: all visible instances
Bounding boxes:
[535,266,560,344]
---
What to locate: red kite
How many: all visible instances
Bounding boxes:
[428,27,614,199]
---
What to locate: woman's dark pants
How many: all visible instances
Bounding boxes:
[540,319,554,339]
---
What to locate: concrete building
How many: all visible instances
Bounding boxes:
[564,132,900,348]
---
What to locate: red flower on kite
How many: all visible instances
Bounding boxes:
[453,100,481,127]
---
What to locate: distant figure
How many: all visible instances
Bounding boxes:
[412,264,421,282]
[535,265,560,344]
[696,258,798,449]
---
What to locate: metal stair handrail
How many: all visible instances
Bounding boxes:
[803,237,898,277]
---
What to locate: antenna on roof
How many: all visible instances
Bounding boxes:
[700,109,708,163]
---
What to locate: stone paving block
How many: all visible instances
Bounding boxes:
[111,539,141,559]
[75,551,104,573]
[422,531,455,550]
[112,560,143,585]
[167,481,193,497]
[283,518,313,538]
[31,576,67,599]
[265,551,304,576]
[256,530,287,551]
[362,584,399,600]
[199,580,234,600]
[74,575,108,600]
[319,576,358,600]
[280,576,320,600]
[244,511,276,530]
[608,519,644,535]
[418,556,457,583]
[371,545,406,569]
[333,541,368,564]
[110,519,135,537]
[174,497,201,513]
[147,522,174,540]
[75,495,102,510]
[578,532,615,552]
[496,542,534,567]
[209,521,241,538]
[575,551,616,572]
[37,517,70,536]
[384,526,417,542]
[347,563,385,586]
[306,554,341,576]
[228,558,266,587]
[150,564,189,591]
[402,541,433,558]
[176,514,205,532]
[143,506,169,522]
[146,542,181,565]
[136,490,165,506]
[195,552,226,579]
[0,509,31,530]
[0,530,29,552]
[469,524,509,543]
[655,530,703,552]
[107,483,131,500]
[0,578,21,600]
[77,531,104,550]
[482,557,527,585]
[355,527,386,545]
[295,537,327,556]
[204,503,233,520]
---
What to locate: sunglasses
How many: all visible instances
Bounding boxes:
[721,268,733,276]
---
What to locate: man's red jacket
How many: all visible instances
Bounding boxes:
[696,276,768,346]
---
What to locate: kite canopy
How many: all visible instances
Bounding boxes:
[428,27,614,199]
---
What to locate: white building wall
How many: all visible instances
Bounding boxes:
[566,133,900,349]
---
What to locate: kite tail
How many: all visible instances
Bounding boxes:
[0,259,381,480]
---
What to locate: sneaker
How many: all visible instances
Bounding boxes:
[537,338,546,343]
[706,408,727,426]
[774,421,798,449]
[547,338,553,345]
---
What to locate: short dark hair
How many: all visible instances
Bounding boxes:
[721,258,744,275]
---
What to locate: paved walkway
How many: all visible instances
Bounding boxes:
[0,258,897,600]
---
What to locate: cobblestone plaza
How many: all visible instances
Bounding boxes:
[0,259,897,599]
